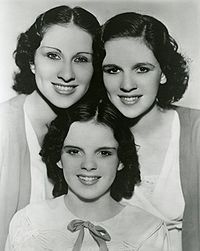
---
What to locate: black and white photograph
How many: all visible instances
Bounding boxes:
[0,0,200,250]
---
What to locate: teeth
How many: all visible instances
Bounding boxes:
[122,97,138,101]
[120,96,140,104]
[79,176,98,181]
[55,85,75,91]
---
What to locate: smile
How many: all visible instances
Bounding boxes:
[52,83,78,94]
[77,175,100,185]
[119,95,142,105]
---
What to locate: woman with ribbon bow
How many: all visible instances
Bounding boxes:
[0,5,101,250]
[5,99,170,250]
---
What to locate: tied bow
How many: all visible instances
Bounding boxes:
[67,219,111,251]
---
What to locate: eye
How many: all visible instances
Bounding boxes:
[136,66,150,73]
[98,150,113,157]
[65,149,80,156]
[74,56,89,63]
[47,52,61,60]
[102,65,121,74]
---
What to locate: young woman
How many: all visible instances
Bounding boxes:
[100,12,200,251]
[0,5,100,249]
[6,99,170,250]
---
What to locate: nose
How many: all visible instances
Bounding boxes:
[57,61,75,83]
[120,72,137,92]
[81,156,97,171]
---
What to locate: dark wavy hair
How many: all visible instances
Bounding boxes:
[40,99,140,201]
[100,12,189,108]
[13,5,101,95]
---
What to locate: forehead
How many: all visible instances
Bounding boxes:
[64,120,118,147]
[103,37,158,65]
[40,24,93,50]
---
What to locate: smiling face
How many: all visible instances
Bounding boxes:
[102,38,166,118]
[61,120,120,202]
[32,23,93,108]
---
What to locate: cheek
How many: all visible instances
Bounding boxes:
[103,76,119,93]
[74,65,93,82]
[102,159,119,176]
[140,75,160,93]
[35,62,55,80]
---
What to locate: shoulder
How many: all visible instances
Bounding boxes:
[0,95,27,146]
[173,106,200,136]
[112,204,165,243]
[8,196,66,248]
[0,95,26,127]
[12,196,67,228]
[0,95,26,113]
[123,203,164,229]
[175,105,200,123]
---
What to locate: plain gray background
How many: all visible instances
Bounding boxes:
[0,0,199,109]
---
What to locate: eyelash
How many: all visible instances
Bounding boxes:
[65,149,112,157]
[66,149,80,156]
[103,67,120,74]
[74,56,89,63]
[103,66,151,75]
[98,151,112,157]
[137,67,150,73]
[46,52,61,60]
[46,53,90,64]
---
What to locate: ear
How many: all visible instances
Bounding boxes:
[160,72,167,84]
[56,160,63,169]
[30,64,35,74]
[117,162,124,171]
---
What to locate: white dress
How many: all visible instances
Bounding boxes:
[123,111,185,251]
[5,196,170,251]
[24,105,53,203]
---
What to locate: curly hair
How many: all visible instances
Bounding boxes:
[100,12,189,108]
[12,5,101,95]
[40,99,140,201]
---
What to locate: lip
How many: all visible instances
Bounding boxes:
[77,175,101,186]
[52,82,78,95]
[118,94,142,105]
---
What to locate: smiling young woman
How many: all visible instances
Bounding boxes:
[5,99,170,251]
[0,5,101,249]
[99,11,200,251]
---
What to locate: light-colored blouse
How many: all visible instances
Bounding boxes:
[24,105,53,203]
[123,111,185,251]
[5,196,170,251]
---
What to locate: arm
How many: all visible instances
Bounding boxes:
[0,121,16,251]
[0,118,31,250]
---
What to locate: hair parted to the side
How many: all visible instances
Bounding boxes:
[40,98,140,201]
[12,5,101,95]
[99,12,189,108]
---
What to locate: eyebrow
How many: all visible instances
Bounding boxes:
[134,62,155,68]
[41,46,61,52]
[102,64,122,70]
[63,145,82,150]
[76,52,93,56]
[102,62,155,69]
[63,145,117,151]
[96,147,117,151]
[40,46,93,55]
[102,64,119,67]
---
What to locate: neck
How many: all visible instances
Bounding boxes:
[131,104,167,139]
[64,191,123,222]
[24,91,58,146]
[25,90,57,126]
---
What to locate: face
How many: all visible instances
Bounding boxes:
[61,120,120,201]
[32,23,93,108]
[102,38,166,118]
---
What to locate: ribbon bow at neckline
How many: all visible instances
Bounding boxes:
[67,219,111,251]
